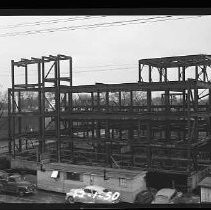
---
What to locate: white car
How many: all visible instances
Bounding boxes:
[65,185,120,204]
[152,188,183,204]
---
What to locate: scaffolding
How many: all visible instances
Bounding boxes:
[8,54,211,179]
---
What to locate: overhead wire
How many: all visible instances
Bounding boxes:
[0,63,137,74]
[0,16,107,29]
[0,15,201,37]
[75,63,137,69]
[0,15,205,77]
[0,16,174,37]
[0,66,138,77]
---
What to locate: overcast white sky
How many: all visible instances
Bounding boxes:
[0,15,210,91]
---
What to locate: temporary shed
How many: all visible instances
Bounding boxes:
[37,162,147,203]
[198,176,211,203]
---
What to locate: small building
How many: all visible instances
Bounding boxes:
[37,162,146,203]
[198,176,211,203]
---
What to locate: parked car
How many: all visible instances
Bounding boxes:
[151,188,183,204]
[0,171,36,196]
[134,188,157,204]
[173,193,200,204]
[65,185,121,204]
[0,170,9,180]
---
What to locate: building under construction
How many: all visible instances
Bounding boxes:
[8,54,211,191]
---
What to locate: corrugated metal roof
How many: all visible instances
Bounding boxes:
[198,177,211,188]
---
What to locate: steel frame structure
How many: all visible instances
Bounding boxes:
[8,54,72,162]
[8,54,211,185]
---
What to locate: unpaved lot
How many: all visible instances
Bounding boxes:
[0,189,65,203]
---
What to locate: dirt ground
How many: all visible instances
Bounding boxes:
[0,189,65,203]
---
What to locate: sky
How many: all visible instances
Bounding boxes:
[0,15,210,91]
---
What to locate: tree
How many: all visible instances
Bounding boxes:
[0,88,8,133]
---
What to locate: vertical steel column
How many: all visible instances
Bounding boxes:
[130,91,133,112]
[56,56,61,162]
[18,91,22,152]
[92,120,95,138]
[149,65,152,82]
[130,90,134,166]
[105,94,111,164]
[194,66,199,142]
[69,57,72,87]
[105,120,110,166]
[187,86,191,172]
[8,89,11,154]
[11,60,15,157]
[187,88,191,138]
[182,90,186,141]
[38,61,43,158]
[96,119,101,155]
[129,124,134,167]
[96,89,101,155]
[25,65,28,86]
[165,67,170,141]
[111,129,114,139]
[182,67,186,140]
[93,119,97,162]
[138,61,142,82]
[40,57,46,162]
[106,91,109,112]
[178,67,181,81]
[68,57,73,162]
[86,121,89,138]
[68,57,73,112]
[91,92,94,110]
[203,66,206,82]
[97,91,100,111]
[164,67,167,82]
[195,65,198,81]
[63,94,67,112]
[119,91,122,140]
[147,89,152,169]
[119,91,121,111]
[209,87,211,135]
[159,68,162,82]
[96,90,101,142]
[165,91,170,141]
[182,66,186,81]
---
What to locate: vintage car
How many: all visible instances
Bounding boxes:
[134,188,157,204]
[151,188,183,204]
[0,171,36,196]
[0,170,8,180]
[65,185,121,204]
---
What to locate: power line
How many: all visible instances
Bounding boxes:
[75,63,137,69]
[0,16,172,37]
[79,15,200,30]
[0,66,138,77]
[0,16,107,29]
[0,63,137,74]
[0,15,199,38]
[74,67,137,73]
